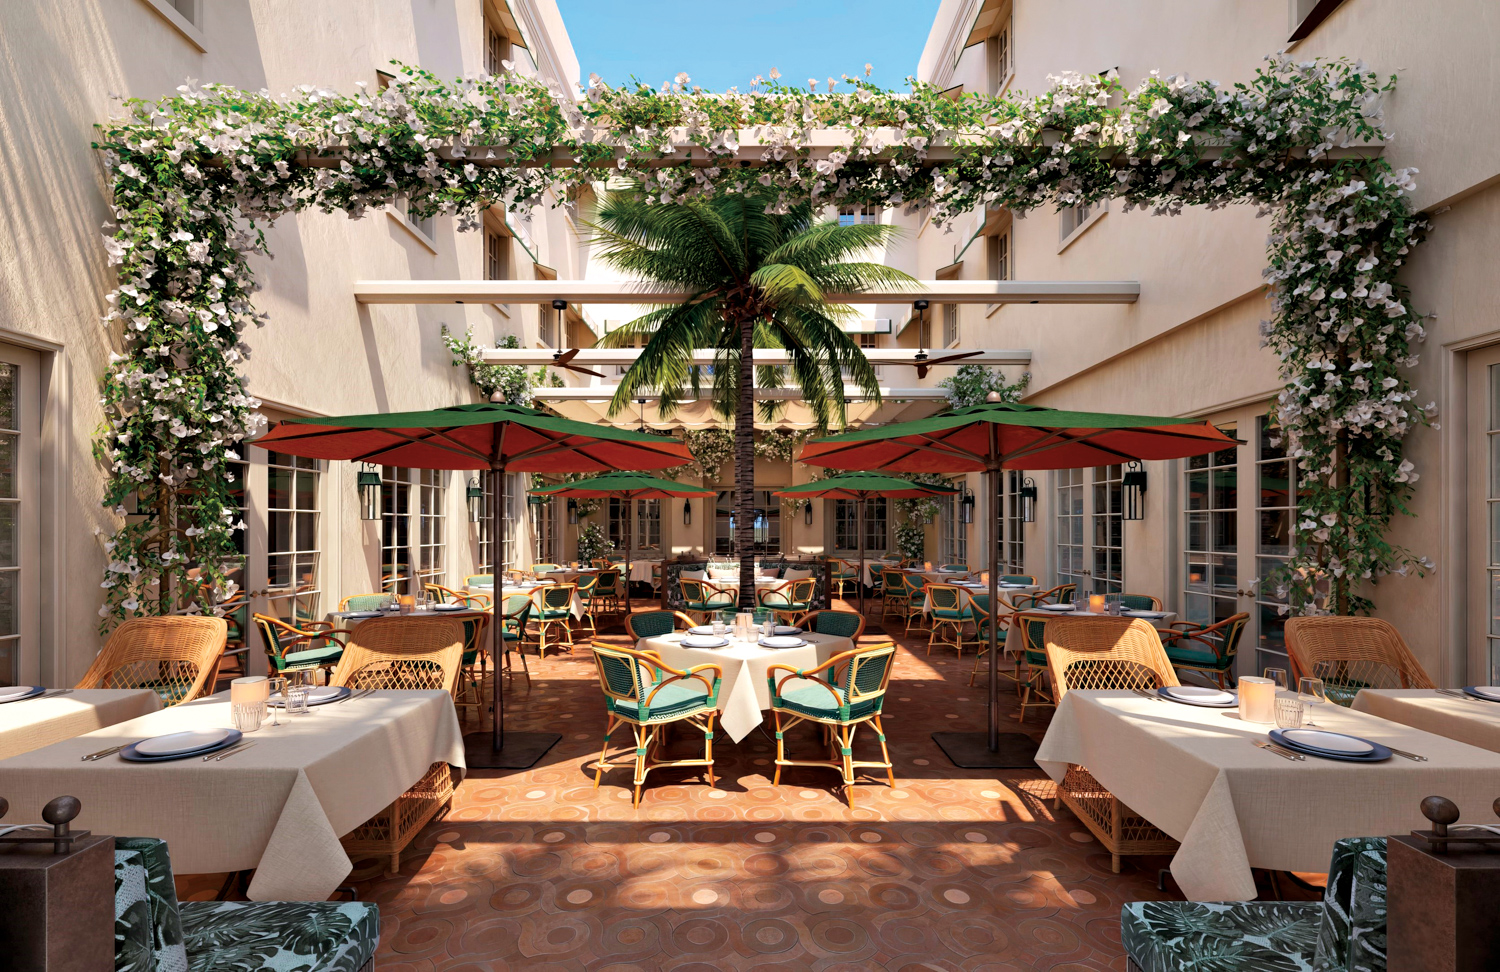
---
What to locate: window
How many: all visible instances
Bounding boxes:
[1289,0,1348,42]
[994,20,1011,91]
[266,452,320,617]
[1056,469,1086,590]
[1183,432,1239,629]
[609,498,661,551]
[396,197,436,243]
[835,498,886,552]
[938,493,965,565]
[477,476,495,574]
[167,0,197,23]
[0,367,18,682]
[1091,465,1125,593]
[539,302,560,348]
[942,303,959,347]
[850,332,882,380]
[529,488,559,567]
[838,204,879,227]
[609,326,647,376]
[485,14,509,75]
[501,472,518,572]
[1004,470,1026,574]
[380,467,411,592]
[417,469,446,587]
[716,490,780,555]
[987,231,1010,281]
[485,227,509,282]
[1256,416,1299,675]
[1059,201,1105,244]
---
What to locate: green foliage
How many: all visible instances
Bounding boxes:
[894,520,926,562]
[440,328,562,404]
[753,430,809,463]
[575,521,613,564]
[939,365,1031,408]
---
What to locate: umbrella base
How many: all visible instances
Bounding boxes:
[932,731,1040,769]
[463,730,561,770]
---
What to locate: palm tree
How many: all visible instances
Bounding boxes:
[589,191,913,608]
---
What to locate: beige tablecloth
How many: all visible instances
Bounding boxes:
[1027,606,1178,628]
[639,631,852,741]
[1352,689,1500,753]
[0,689,464,901]
[0,689,161,761]
[1036,689,1500,901]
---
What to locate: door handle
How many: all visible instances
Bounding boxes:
[1234,588,1258,598]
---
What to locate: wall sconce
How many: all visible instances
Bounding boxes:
[960,486,974,524]
[567,498,578,524]
[804,501,814,526]
[1122,461,1147,521]
[1019,477,1038,523]
[466,477,484,523]
[357,463,381,521]
[683,498,692,526]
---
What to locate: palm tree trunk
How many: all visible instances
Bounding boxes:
[736,312,756,611]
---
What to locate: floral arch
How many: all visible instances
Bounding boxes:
[94,54,1427,624]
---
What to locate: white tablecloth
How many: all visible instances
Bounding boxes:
[0,689,161,761]
[1025,606,1178,629]
[861,561,908,587]
[1035,689,1500,901]
[0,689,464,901]
[460,584,585,619]
[920,583,1038,613]
[1352,689,1500,753]
[639,631,853,742]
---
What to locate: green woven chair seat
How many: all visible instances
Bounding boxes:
[609,680,715,723]
[1120,900,1323,972]
[1118,594,1159,612]
[341,595,389,612]
[773,682,881,721]
[1165,641,1230,670]
[686,599,734,613]
[537,607,572,620]
[277,644,345,671]
[931,606,972,621]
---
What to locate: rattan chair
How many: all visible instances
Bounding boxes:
[589,641,722,806]
[531,563,562,576]
[464,573,494,588]
[532,583,577,659]
[252,614,351,677]
[966,594,1012,687]
[453,612,494,722]
[590,568,623,617]
[625,610,697,640]
[1284,616,1435,705]
[1118,593,1163,611]
[768,642,898,806]
[830,559,860,600]
[880,569,910,621]
[680,578,736,624]
[1045,617,1181,873]
[1162,612,1249,688]
[1003,612,1056,722]
[331,616,465,874]
[926,584,973,656]
[1001,574,1036,586]
[1012,583,1076,610]
[76,616,227,706]
[867,563,888,607]
[339,593,390,612]
[940,563,968,572]
[758,577,817,626]
[897,574,929,636]
[492,593,533,681]
[803,609,866,640]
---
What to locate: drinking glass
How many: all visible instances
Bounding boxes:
[267,677,287,727]
[1298,677,1328,726]
[1274,696,1305,729]
[1262,668,1288,692]
[286,670,311,716]
[230,701,265,732]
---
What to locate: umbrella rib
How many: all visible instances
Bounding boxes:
[345,428,488,464]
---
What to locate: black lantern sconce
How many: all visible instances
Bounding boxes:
[1019,477,1038,523]
[960,485,975,524]
[1122,461,1148,521]
[466,477,484,523]
[566,498,578,524]
[683,498,692,526]
[357,463,381,521]
[804,501,814,526]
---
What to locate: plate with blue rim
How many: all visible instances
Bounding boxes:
[759,636,807,649]
[1157,685,1237,707]
[1461,686,1500,703]
[120,728,243,762]
[1268,728,1392,762]
[0,685,46,704]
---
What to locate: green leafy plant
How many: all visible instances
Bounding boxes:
[575,521,613,564]
[939,365,1031,408]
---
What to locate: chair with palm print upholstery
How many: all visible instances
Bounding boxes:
[76,616,227,706]
[926,583,973,656]
[252,614,351,679]
[625,610,697,640]
[589,641,722,806]
[758,576,817,625]
[767,641,898,806]
[1047,617,1181,873]
[1121,836,1387,972]
[801,609,865,641]
[1161,612,1248,688]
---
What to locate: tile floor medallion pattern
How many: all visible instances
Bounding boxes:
[182,601,1304,970]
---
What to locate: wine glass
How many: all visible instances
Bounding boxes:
[1262,668,1288,692]
[1298,677,1328,726]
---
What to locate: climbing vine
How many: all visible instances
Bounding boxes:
[95,53,1422,622]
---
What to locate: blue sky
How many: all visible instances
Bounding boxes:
[558,0,943,93]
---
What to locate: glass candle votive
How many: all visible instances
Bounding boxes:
[1088,594,1106,614]
[1274,696,1306,730]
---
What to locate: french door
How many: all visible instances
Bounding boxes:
[0,345,39,686]
[1466,345,1500,683]
[1054,465,1124,594]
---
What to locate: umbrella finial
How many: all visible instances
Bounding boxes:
[985,391,1003,403]
[489,390,505,403]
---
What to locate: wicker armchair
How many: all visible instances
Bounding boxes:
[880,569,911,621]
[1046,617,1181,873]
[803,609,865,641]
[464,573,494,588]
[940,563,968,572]
[680,578,736,624]
[453,612,493,722]
[532,583,578,659]
[1004,613,1056,722]
[830,559,860,599]
[867,563,888,606]
[1284,616,1435,705]
[330,616,464,874]
[1013,583,1076,610]
[625,610,697,640]
[76,616,227,705]
[896,574,929,636]
[1001,574,1037,586]
[758,577,817,626]
[532,563,562,575]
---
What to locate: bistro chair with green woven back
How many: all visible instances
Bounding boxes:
[197,579,251,680]
[464,573,494,589]
[1159,612,1249,688]
[801,609,865,641]
[767,641,899,806]
[452,609,494,723]
[574,571,601,638]
[588,641,722,806]
[926,583,975,656]
[591,567,623,617]
[895,572,929,636]
[829,558,860,600]
[1001,574,1036,586]
[494,593,534,678]
[879,567,910,622]
[339,592,392,613]
[1118,593,1163,611]
[1006,612,1058,723]
[758,576,817,626]
[940,563,968,572]
[532,582,577,660]
[252,613,353,679]
[424,583,492,610]
[1010,582,1076,611]
[679,577,736,624]
[625,609,697,640]
[866,562,888,608]
[965,593,1008,685]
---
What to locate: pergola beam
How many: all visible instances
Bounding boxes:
[533,385,951,402]
[480,348,1032,366]
[354,279,1139,305]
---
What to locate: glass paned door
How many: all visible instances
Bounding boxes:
[1056,469,1086,589]
[1182,431,1239,628]
[0,365,19,683]
[0,348,39,686]
[1055,467,1121,594]
[380,467,411,593]
[1091,465,1124,593]
[1255,417,1300,675]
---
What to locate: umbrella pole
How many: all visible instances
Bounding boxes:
[624,494,632,616]
[857,493,866,616]
[987,465,1001,751]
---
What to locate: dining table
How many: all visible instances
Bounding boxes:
[1035,688,1500,901]
[919,581,1037,614]
[0,689,464,901]
[1025,604,1179,628]
[1351,688,1500,753]
[637,629,854,741]
[461,582,587,620]
[0,688,161,761]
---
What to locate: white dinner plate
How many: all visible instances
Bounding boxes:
[1470,685,1500,701]
[1279,729,1377,755]
[759,636,806,649]
[134,728,236,757]
[774,626,803,635]
[1162,685,1236,705]
[432,603,467,612]
[344,611,383,619]
[1038,604,1076,612]
[688,626,718,635]
[0,685,44,703]
[1125,609,1166,618]
[267,685,350,707]
[681,635,729,648]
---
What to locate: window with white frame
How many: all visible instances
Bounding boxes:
[609,498,661,551]
[987,231,1010,281]
[1059,201,1102,242]
[1091,465,1125,593]
[416,469,446,586]
[1004,470,1026,575]
[477,475,495,575]
[380,466,411,592]
[484,12,508,75]
[501,472,518,572]
[1183,431,1239,629]
[939,493,966,566]
[1255,416,1298,675]
[396,197,436,242]
[266,452,320,616]
[538,303,560,347]
[942,303,959,347]
[993,19,1011,91]
[1056,469,1086,590]
[0,368,19,682]
[855,332,883,380]
[834,498,886,552]
[485,227,509,281]
[838,204,879,226]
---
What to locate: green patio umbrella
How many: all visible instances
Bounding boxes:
[774,473,959,614]
[530,472,715,613]
[799,401,1238,768]
[254,402,690,769]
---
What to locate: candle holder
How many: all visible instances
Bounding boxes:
[1238,675,1277,724]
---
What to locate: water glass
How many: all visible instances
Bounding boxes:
[1262,668,1288,691]
[711,620,726,637]
[230,701,266,732]
[1298,677,1328,726]
[286,672,312,715]
[1274,696,1306,729]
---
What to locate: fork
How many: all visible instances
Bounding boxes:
[82,743,133,761]
[1254,740,1306,761]
[210,742,257,761]
[1129,687,1163,703]
[1386,746,1428,762]
[1436,688,1488,704]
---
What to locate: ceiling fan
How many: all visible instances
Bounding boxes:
[905,299,982,379]
[547,299,606,377]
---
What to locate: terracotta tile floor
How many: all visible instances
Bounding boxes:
[188,605,1193,970]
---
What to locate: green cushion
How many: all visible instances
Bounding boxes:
[1164,641,1229,669]
[180,899,379,972]
[931,607,972,621]
[275,644,344,671]
[609,679,715,723]
[1120,900,1323,972]
[773,680,881,721]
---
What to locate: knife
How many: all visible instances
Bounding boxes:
[1254,740,1305,761]
[82,743,132,761]
[1386,746,1428,762]
[211,742,257,761]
